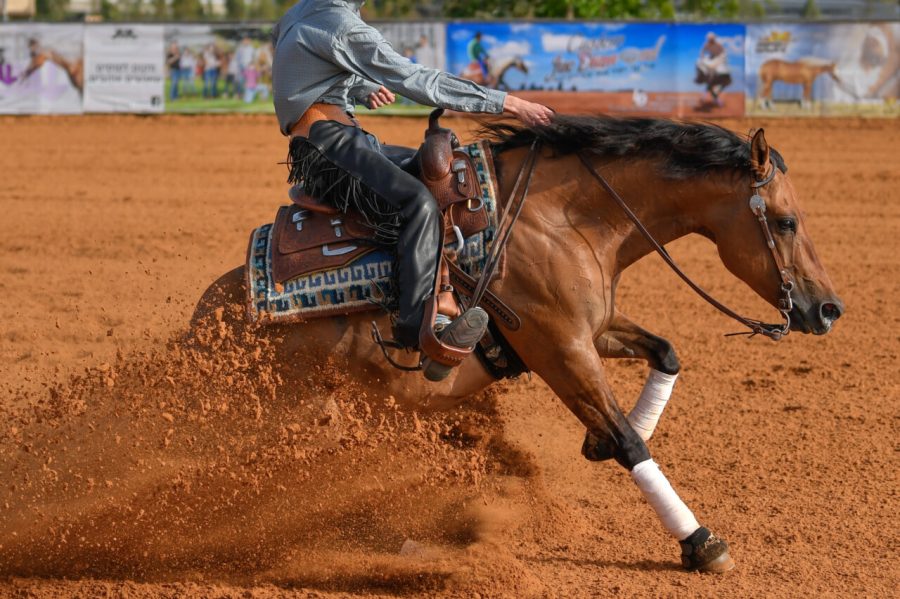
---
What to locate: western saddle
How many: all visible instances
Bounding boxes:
[272,109,521,376]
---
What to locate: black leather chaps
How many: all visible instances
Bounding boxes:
[293,120,440,347]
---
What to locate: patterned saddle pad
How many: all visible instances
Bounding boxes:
[245,140,500,324]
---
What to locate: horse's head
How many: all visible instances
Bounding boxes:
[709,129,844,335]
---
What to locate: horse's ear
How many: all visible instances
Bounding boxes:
[749,128,770,178]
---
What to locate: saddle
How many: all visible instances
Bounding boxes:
[268,109,508,371]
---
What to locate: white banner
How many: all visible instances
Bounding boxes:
[378,22,446,70]
[0,24,84,114]
[83,25,165,113]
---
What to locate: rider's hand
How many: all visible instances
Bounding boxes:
[367,86,395,109]
[503,94,554,127]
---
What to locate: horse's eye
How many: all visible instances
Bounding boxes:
[777,218,796,233]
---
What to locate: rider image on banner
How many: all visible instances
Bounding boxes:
[164,25,274,113]
[83,25,165,113]
[445,22,743,117]
[0,24,84,114]
[673,24,745,117]
[746,23,900,117]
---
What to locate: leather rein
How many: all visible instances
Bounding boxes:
[576,152,794,340]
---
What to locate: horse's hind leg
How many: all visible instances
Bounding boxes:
[524,343,733,573]
[584,310,679,460]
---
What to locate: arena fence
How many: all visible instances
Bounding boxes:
[0,21,897,117]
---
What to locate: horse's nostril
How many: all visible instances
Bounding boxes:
[820,302,842,322]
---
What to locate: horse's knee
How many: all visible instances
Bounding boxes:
[581,424,650,469]
[612,427,651,470]
[647,336,680,375]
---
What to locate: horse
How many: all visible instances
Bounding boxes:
[193,115,844,573]
[460,56,528,91]
[757,58,839,111]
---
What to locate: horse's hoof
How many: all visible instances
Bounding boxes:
[679,526,735,573]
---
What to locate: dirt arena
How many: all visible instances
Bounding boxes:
[0,113,897,598]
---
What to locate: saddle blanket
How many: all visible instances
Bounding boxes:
[245,140,500,324]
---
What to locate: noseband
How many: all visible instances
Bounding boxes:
[577,152,793,340]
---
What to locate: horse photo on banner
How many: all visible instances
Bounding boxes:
[83,25,165,113]
[0,24,84,114]
[445,21,744,117]
[746,22,900,117]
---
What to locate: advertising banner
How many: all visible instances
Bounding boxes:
[746,23,900,117]
[0,24,84,114]
[164,24,274,113]
[446,21,745,117]
[673,24,745,117]
[83,25,165,113]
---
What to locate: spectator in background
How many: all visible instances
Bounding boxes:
[415,34,436,68]
[181,48,197,97]
[256,42,273,100]
[202,44,220,98]
[223,50,239,99]
[235,36,256,98]
[166,41,182,101]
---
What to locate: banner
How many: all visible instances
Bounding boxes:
[0,24,84,114]
[379,21,446,71]
[674,24,745,117]
[445,22,744,117]
[83,25,165,113]
[369,21,446,113]
[746,23,900,116]
[164,25,274,113]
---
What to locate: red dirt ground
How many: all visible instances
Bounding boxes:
[0,114,897,598]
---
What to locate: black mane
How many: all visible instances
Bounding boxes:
[483,115,786,179]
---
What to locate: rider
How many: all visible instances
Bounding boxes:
[467,32,491,84]
[271,1,552,377]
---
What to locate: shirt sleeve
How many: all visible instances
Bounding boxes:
[330,21,507,114]
[346,74,382,107]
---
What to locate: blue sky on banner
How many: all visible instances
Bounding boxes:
[446,22,744,93]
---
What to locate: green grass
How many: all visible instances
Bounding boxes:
[164,78,434,115]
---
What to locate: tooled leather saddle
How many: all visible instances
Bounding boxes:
[269,109,520,374]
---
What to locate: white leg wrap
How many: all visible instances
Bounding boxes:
[630,459,699,540]
[627,369,678,441]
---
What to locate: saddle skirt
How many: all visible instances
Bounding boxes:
[245,140,501,325]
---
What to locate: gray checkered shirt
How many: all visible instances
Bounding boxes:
[272,0,507,134]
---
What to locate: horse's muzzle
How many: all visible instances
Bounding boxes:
[789,296,844,335]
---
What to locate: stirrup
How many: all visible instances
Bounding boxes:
[422,307,489,382]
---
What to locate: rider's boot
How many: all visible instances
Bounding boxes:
[422,307,489,382]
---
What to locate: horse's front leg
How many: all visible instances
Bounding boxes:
[586,309,680,456]
[524,338,733,573]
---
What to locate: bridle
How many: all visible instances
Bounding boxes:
[576,151,795,340]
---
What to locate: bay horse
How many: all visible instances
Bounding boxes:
[757,58,839,111]
[194,116,843,573]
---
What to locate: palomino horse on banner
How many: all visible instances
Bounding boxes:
[194,116,843,572]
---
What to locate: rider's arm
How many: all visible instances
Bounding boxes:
[329,21,507,114]
[346,74,382,107]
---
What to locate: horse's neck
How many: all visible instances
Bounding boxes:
[570,157,726,274]
[495,59,516,76]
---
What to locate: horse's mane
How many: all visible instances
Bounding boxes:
[483,115,786,180]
